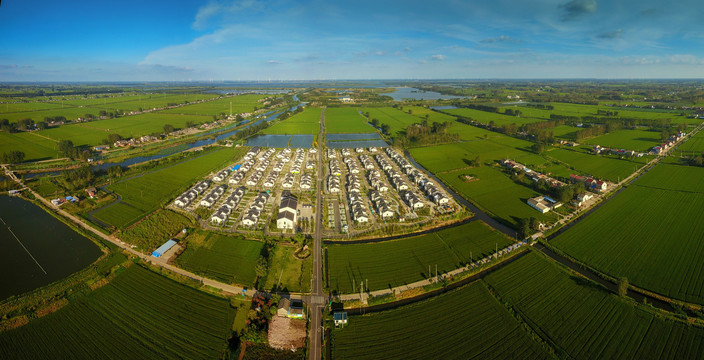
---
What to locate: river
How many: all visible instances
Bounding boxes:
[0,196,102,300]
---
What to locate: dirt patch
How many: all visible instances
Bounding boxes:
[268,316,307,351]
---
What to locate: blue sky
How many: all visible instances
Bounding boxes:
[1,0,704,81]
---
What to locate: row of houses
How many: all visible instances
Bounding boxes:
[367,169,389,193]
[359,154,375,171]
[592,145,645,157]
[289,148,306,174]
[282,173,296,188]
[174,180,210,207]
[200,184,227,208]
[241,192,270,227]
[347,187,369,223]
[569,174,608,192]
[300,173,312,190]
[651,131,686,154]
[211,187,246,224]
[369,190,394,219]
[344,156,361,174]
[501,159,565,188]
[113,135,158,148]
[213,169,230,182]
[329,159,341,176]
[328,175,341,193]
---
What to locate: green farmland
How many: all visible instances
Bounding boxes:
[326,221,512,293]
[444,108,543,126]
[324,107,375,133]
[332,280,550,360]
[485,251,704,359]
[176,233,263,287]
[0,131,59,161]
[365,107,425,135]
[545,148,638,182]
[583,129,661,152]
[552,163,704,304]
[677,129,704,154]
[263,107,321,137]
[435,166,559,227]
[85,112,213,138]
[93,147,247,228]
[161,94,269,116]
[0,265,236,359]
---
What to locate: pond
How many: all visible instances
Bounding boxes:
[0,196,102,300]
[246,134,314,148]
[326,139,389,149]
[381,87,465,101]
[327,133,381,141]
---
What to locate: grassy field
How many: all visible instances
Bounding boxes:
[37,123,110,146]
[65,93,220,112]
[0,265,236,359]
[485,251,704,359]
[552,163,704,304]
[176,232,263,287]
[332,280,551,360]
[447,121,500,141]
[327,221,512,293]
[444,108,543,126]
[324,107,375,133]
[92,147,246,228]
[264,245,312,293]
[0,101,64,114]
[583,129,661,152]
[545,148,638,182]
[677,129,704,154]
[0,131,59,161]
[405,106,456,123]
[85,112,213,138]
[161,94,268,116]
[263,107,321,136]
[365,107,425,135]
[436,166,559,227]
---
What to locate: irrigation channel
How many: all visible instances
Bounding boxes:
[0,196,102,300]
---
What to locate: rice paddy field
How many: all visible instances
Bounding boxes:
[324,107,375,133]
[85,112,214,138]
[0,131,59,161]
[364,107,425,135]
[92,147,247,228]
[332,280,551,360]
[484,251,704,359]
[37,124,110,147]
[443,108,544,126]
[0,265,236,359]
[435,166,559,227]
[677,129,704,154]
[62,93,220,111]
[552,163,704,305]
[262,107,321,136]
[160,94,269,116]
[326,221,512,293]
[176,233,263,287]
[583,129,661,152]
[544,148,639,182]
[448,121,501,141]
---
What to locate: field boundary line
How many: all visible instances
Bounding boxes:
[27,132,59,143]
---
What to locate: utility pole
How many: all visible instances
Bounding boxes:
[435,264,438,282]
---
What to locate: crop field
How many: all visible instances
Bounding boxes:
[444,108,544,126]
[0,131,59,161]
[85,112,213,138]
[436,167,559,227]
[265,245,312,293]
[38,124,111,147]
[327,221,512,293]
[0,106,102,123]
[0,265,236,359]
[677,129,704,154]
[324,107,375,133]
[484,251,704,359]
[583,129,661,151]
[118,210,192,251]
[550,125,580,139]
[405,106,456,123]
[545,148,638,182]
[161,94,269,116]
[365,107,425,135]
[410,135,543,173]
[332,280,550,360]
[552,163,704,304]
[448,121,500,141]
[92,147,246,228]
[263,107,321,136]
[63,93,220,111]
[0,101,64,114]
[176,233,263,286]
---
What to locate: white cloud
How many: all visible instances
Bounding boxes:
[430,54,446,61]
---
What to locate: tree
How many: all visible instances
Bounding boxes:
[107,165,124,178]
[185,121,195,128]
[254,256,268,279]
[1,150,25,164]
[371,118,380,127]
[380,123,390,135]
[58,140,78,159]
[618,277,629,297]
[163,124,175,134]
[518,218,531,238]
[36,121,48,130]
[531,143,546,154]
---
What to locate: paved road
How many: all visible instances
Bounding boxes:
[1,164,256,298]
[308,107,327,360]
